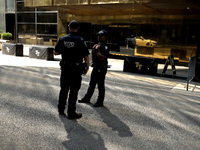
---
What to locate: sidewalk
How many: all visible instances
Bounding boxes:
[0,50,199,93]
[1,50,200,150]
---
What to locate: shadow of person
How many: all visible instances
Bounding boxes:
[59,115,107,150]
[94,106,133,137]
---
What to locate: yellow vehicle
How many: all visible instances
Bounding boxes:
[125,36,157,47]
[136,36,157,47]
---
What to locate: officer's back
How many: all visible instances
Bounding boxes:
[55,33,87,64]
[60,33,86,62]
[54,20,90,119]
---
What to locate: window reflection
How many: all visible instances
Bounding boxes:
[37,13,57,23]
[37,25,57,35]
[17,0,199,63]
[18,24,35,34]
[17,2,35,11]
[18,13,35,22]
[17,1,58,46]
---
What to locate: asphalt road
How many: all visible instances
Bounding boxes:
[0,53,200,150]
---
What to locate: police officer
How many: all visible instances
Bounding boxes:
[78,30,109,107]
[54,20,90,119]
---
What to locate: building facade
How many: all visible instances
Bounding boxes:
[16,0,58,45]
[22,0,200,63]
[0,0,58,45]
[0,0,15,38]
[1,0,199,63]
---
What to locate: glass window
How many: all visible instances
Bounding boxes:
[17,13,35,22]
[54,0,88,5]
[37,13,57,23]
[18,24,35,34]
[5,0,15,13]
[0,0,6,33]
[37,35,57,41]
[91,0,122,4]
[17,2,35,12]
[37,24,57,34]
[37,8,50,11]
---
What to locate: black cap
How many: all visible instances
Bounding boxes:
[97,30,108,36]
[68,20,79,29]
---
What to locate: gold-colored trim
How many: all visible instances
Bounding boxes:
[24,0,200,16]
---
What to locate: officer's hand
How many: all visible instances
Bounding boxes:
[83,67,89,76]
[83,55,89,76]
[93,44,100,49]
[97,50,106,60]
[54,51,60,55]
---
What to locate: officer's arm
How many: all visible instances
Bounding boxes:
[54,38,63,55]
[83,55,89,75]
[54,51,60,55]
[97,51,106,60]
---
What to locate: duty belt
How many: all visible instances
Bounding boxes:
[60,60,81,66]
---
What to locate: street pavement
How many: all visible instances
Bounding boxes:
[0,52,200,150]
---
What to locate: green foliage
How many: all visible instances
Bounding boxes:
[1,32,12,40]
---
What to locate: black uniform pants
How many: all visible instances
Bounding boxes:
[58,67,82,115]
[83,67,107,104]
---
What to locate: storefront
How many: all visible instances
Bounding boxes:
[16,0,58,46]
[22,0,200,63]
[0,0,15,38]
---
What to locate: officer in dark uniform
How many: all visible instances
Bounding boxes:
[78,30,109,107]
[54,20,90,119]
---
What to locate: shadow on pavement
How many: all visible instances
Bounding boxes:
[59,116,107,150]
[93,106,133,137]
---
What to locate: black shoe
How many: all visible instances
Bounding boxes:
[59,112,66,116]
[58,109,66,116]
[67,112,82,119]
[93,102,103,107]
[78,99,90,103]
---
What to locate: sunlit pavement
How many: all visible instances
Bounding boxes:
[0,51,200,150]
[0,50,199,92]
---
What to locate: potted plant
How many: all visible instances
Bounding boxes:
[1,32,12,40]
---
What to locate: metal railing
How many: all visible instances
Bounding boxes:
[187,56,196,91]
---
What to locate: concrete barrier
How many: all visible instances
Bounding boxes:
[0,40,8,50]
[29,46,54,60]
[2,43,23,56]
[123,56,158,75]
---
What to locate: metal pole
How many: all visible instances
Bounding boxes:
[35,8,37,45]
[15,0,18,43]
